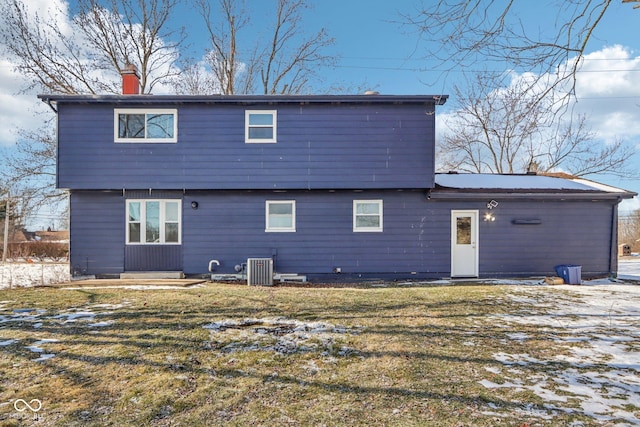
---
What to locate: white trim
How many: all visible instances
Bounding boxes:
[265,200,296,232]
[126,199,182,244]
[115,109,178,143]
[353,200,383,232]
[245,110,277,143]
[450,210,478,277]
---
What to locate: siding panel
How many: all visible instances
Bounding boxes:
[57,103,435,190]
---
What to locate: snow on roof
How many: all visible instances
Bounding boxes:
[435,173,630,193]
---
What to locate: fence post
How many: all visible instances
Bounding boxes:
[2,191,8,264]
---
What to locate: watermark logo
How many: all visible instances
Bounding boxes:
[14,399,42,420]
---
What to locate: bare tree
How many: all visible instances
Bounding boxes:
[619,209,640,252]
[191,0,335,95]
[0,0,185,219]
[0,0,185,95]
[405,0,639,106]
[438,73,635,177]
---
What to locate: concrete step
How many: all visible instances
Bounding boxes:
[120,271,184,280]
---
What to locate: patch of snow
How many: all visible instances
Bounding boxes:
[0,262,70,289]
[506,332,529,341]
[52,311,96,323]
[25,338,59,361]
[88,320,114,328]
[479,379,524,390]
[0,339,17,346]
[204,317,359,355]
[481,283,640,424]
[33,353,56,362]
[435,173,629,193]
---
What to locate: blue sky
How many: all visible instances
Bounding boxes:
[2,0,640,226]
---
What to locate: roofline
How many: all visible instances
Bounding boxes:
[428,190,636,201]
[37,93,448,106]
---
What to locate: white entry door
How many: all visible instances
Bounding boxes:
[451,210,479,278]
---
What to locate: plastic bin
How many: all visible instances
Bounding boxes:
[554,264,582,285]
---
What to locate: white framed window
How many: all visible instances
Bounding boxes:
[115,109,177,143]
[266,200,295,232]
[353,200,383,232]
[127,200,181,244]
[245,110,277,143]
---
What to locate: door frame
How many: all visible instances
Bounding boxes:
[450,210,479,278]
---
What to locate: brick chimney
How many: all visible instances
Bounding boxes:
[121,64,140,95]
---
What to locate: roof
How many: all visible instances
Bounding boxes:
[37,93,448,107]
[430,173,637,201]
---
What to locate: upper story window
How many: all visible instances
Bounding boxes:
[246,110,277,143]
[115,109,177,143]
[353,200,383,232]
[127,199,181,244]
[265,200,295,232]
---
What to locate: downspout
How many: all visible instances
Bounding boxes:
[609,199,620,278]
[44,98,58,114]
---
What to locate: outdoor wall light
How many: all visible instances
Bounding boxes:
[191,201,199,209]
[484,212,495,222]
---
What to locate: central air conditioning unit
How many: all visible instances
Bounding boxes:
[247,258,274,286]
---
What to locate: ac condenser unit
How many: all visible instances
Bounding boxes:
[247,258,274,286]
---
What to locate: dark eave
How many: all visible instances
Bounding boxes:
[38,93,448,107]
[428,186,637,201]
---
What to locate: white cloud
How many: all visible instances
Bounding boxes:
[0,60,49,147]
[0,0,73,147]
[571,45,640,145]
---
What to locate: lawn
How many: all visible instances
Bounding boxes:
[0,281,638,426]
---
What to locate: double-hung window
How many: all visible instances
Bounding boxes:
[245,110,277,143]
[353,200,383,232]
[127,200,181,244]
[115,109,177,143]
[265,200,295,232]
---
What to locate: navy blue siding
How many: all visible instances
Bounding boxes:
[57,102,435,191]
[182,190,444,277]
[475,200,615,276]
[69,191,125,276]
[124,246,182,271]
[70,189,616,279]
[182,192,617,279]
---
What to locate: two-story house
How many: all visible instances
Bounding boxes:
[39,69,635,281]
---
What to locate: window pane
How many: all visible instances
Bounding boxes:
[456,217,471,245]
[129,223,141,243]
[128,202,140,221]
[249,127,274,139]
[165,223,179,243]
[356,216,380,228]
[249,113,273,126]
[147,113,174,139]
[145,201,160,243]
[270,215,292,228]
[165,201,179,222]
[119,114,145,138]
[269,203,292,215]
[356,203,380,215]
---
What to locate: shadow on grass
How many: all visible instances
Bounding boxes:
[0,284,609,424]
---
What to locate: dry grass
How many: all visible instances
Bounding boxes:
[0,282,606,426]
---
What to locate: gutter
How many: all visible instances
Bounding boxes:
[41,97,58,114]
[37,94,449,106]
[427,191,636,202]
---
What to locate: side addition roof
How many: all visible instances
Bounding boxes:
[429,173,637,201]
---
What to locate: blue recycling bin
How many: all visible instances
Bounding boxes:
[555,264,582,285]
